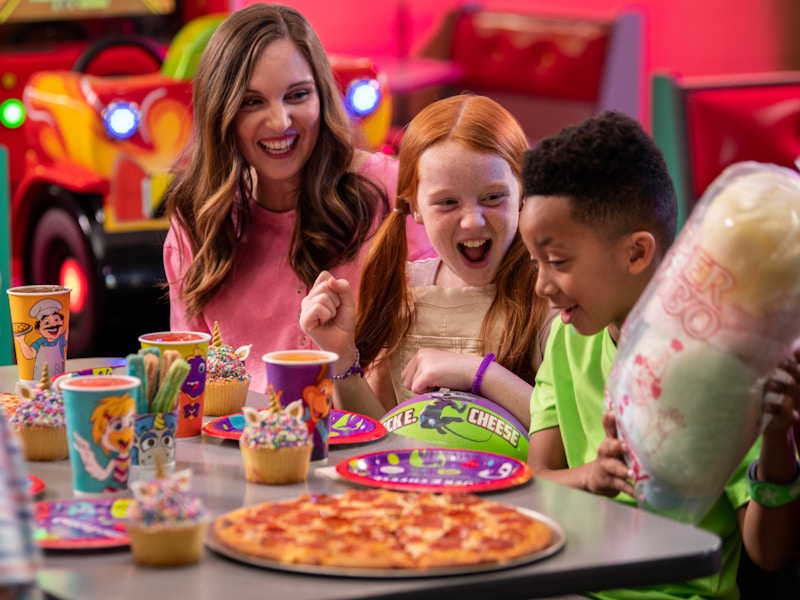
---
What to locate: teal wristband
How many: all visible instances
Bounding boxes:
[746,459,800,508]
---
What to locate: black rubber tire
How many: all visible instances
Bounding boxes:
[71,35,163,74]
[29,208,100,357]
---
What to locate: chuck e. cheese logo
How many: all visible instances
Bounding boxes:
[381,391,527,458]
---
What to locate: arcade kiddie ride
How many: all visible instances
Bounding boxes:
[1,0,391,357]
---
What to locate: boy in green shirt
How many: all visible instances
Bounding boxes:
[520,111,778,599]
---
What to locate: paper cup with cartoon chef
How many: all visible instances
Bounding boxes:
[138,331,211,439]
[7,285,71,385]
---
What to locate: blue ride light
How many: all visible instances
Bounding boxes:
[102,101,141,140]
[345,78,381,118]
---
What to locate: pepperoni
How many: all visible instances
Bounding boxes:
[482,537,516,551]
[431,536,462,550]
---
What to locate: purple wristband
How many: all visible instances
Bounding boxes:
[471,353,496,395]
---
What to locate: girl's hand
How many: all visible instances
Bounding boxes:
[401,348,480,394]
[585,410,635,498]
[299,271,356,355]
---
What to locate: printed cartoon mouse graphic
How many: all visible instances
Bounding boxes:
[300,367,333,444]
[418,391,491,443]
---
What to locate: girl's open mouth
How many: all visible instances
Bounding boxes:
[458,239,491,263]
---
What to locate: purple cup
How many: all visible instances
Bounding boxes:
[262,350,338,462]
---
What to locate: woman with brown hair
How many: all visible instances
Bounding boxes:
[301,94,552,427]
[164,4,432,394]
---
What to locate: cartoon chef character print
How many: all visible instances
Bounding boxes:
[14,298,68,380]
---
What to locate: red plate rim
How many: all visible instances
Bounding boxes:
[335,448,533,494]
[202,409,388,445]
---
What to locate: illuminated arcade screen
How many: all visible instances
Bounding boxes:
[0,0,174,24]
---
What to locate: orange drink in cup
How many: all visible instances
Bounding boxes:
[262,350,338,463]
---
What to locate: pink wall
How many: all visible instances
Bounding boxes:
[264,0,791,75]
[248,0,794,126]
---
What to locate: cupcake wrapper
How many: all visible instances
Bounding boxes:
[127,521,207,567]
[241,444,311,484]
[204,377,251,417]
[16,426,69,461]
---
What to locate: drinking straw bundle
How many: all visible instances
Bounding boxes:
[126,348,191,414]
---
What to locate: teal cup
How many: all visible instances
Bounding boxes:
[59,375,138,496]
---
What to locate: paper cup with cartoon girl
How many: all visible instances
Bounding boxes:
[7,285,71,385]
[138,331,211,439]
[262,350,338,462]
[59,375,138,496]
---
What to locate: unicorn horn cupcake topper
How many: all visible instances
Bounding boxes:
[39,362,51,390]
[212,321,222,347]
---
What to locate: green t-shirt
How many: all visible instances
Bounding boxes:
[530,318,759,600]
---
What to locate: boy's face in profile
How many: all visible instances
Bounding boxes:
[520,195,636,337]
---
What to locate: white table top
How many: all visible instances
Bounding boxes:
[4,359,722,600]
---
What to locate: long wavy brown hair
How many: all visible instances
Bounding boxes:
[166,3,389,317]
[355,95,547,384]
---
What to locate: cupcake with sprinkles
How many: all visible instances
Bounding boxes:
[12,363,69,461]
[204,321,252,416]
[126,467,208,567]
[240,400,312,484]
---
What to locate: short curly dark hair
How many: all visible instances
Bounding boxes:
[522,111,677,255]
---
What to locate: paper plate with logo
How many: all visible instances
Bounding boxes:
[336,448,532,493]
[380,391,528,461]
[33,498,132,549]
[203,409,387,445]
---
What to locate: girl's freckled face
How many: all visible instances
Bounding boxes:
[413,140,520,288]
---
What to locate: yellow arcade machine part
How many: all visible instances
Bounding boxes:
[161,13,227,81]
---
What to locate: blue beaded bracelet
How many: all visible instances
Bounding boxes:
[333,348,365,380]
[471,353,496,395]
[746,459,800,508]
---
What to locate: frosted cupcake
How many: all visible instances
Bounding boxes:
[239,401,311,484]
[126,469,208,567]
[204,321,251,417]
[12,364,68,461]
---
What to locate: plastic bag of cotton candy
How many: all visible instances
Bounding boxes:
[605,161,800,525]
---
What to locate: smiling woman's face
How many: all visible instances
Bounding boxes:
[412,139,520,288]
[234,38,321,209]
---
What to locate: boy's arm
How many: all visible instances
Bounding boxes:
[529,412,635,498]
[739,388,800,571]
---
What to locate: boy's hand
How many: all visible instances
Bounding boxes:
[763,349,800,460]
[585,410,635,498]
[401,349,479,394]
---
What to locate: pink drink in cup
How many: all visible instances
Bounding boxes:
[138,331,211,439]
